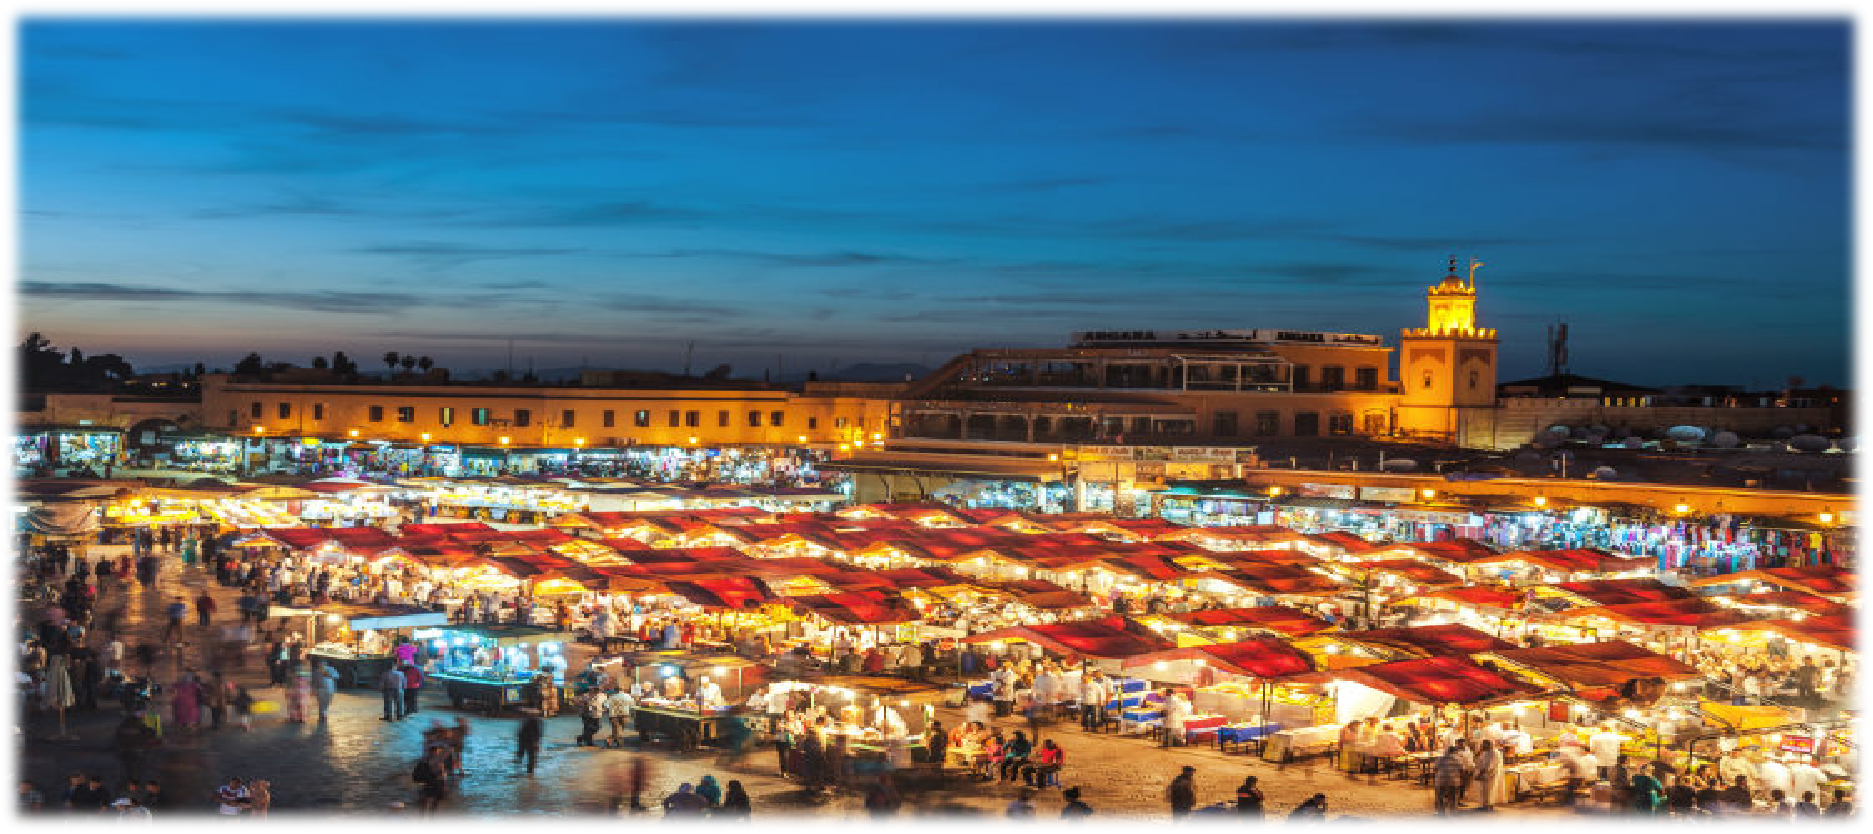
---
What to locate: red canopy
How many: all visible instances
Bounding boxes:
[1423,585,1524,611]
[1555,598,1761,629]
[1163,606,1335,637]
[1330,624,1519,657]
[1325,655,1545,706]
[661,576,778,610]
[1486,641,1703,689]
[792,593,923,625]
[1307,531,1380,554]
[963,615,1177,659]
[1358,559,1463,588]
[1714,616,1855,652]
[1123,636,1317,680]
[1548,578,1695,607]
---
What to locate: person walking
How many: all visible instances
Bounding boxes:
[160,598,186,645]
[1167,765,1197,820]
[312,660,338,721]
[1235,775,1265,817]
[378,664,406,721]
[204,672,229,731]
[285,663,311,723]
[605,686,635,747]
[575,688,605,746]
[1431,745,1465,815]
[1630,761,1665,816]
[1079,672,1108,732]
[863,772,902,818]
[516,714,543,775]
[112,713,156,784]
[194,591,216,630]
[170,671,203,733]
[412,748,450,817]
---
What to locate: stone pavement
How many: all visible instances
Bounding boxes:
[19,548,1590,820]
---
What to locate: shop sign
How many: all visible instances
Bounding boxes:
[1077,445,1133,461]
[1779,735,1815,754]
[1134,462,1165,478]
[1359,486,1418,503]
[1171,447,1240,463]
[1299,483,1357,499]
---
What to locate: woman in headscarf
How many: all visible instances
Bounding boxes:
[171,671,203,732]
[285,662,311,723]
[695,774,722,807]
[666,779,707,824]
[716,780,751,819]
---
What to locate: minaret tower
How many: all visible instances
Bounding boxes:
[1397,257,1500,445]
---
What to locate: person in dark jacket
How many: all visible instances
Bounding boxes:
[516,715,543,775]
[1167,766,1196,819]
[1288,793,1329,821]
[1235,775,1266,817]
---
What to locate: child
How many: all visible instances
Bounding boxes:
[232,685,255,731]
[248,779,271,818]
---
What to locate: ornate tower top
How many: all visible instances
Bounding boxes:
[1408,256,1494,338]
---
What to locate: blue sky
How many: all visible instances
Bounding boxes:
[18,19,1851,386]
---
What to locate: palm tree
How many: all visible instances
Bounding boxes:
[417,356,433,373]
[383,351,400,375]
[400,355,417,372]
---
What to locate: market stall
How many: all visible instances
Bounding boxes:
[420,624,574,711]
[306,604,449,687]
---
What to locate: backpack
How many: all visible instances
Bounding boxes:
[412,760,433,784]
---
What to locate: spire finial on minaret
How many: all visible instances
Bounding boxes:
[1447,255,1458,275]
[1468,257,1484,289]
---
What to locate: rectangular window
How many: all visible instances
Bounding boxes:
[718,410,730,427]
[250,402,262,419]
[685,410,699,427]
[1254,411,1280,436]
[1294,412,1320,437]
[807,417,818,430]
[439,407,454,427]
[397,407,415,423]
[834,417,847,428]
[1363,411,1387,435]
[312,403,325,421]
[1212,411,1237,437]
[472,408,491,426]
[602,410,615,428]
[1328,412,1354,436]
[514,409,531,427]
[561,409,575,428]
[1292,366,1311,389]
[277,402,291,419]
[369,405,385,423]
[748,411,762,428]
[1355,367,1379,390]
[634,410,651,428]
[770,410,784,428]
[1321,366,1345,390]
[667,410,680,428]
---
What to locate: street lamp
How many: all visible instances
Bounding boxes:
[1420,488,1437,500]
[498,436,511,475]
[1819,512,1834,526]
[1674,503,1690,515]
[1533,496,1548,508]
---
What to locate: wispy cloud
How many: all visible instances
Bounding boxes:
[20,280,418,314]
[350,241,586,266]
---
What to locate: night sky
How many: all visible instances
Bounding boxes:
[19,20,1851,387]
